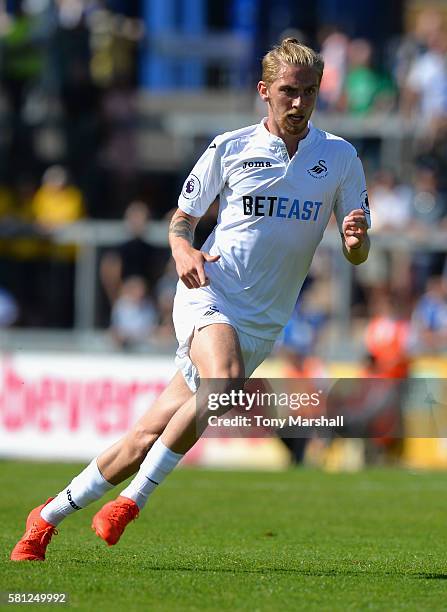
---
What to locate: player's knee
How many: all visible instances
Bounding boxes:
[127,426,158,463]
[203,362,245,402]
[207,356,245,381]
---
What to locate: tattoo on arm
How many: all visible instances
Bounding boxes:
[169,217,195,244]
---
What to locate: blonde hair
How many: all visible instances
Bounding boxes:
[262,38,324,87]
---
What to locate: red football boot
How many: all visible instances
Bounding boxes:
[10,498,57,561]
[92,496,139,546]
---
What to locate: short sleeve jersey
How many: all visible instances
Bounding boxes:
[177,119,370,340]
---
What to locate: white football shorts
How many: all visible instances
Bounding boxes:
[172,285,275,392]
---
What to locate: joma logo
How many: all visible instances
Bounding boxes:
[243,161,272,169]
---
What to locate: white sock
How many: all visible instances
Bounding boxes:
[120,439,183,510]
[41,459,114,526]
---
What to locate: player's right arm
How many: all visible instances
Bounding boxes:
[171,135,226,288]
[169,209,220,289]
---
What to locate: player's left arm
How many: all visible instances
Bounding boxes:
[334,153,371,266]
[341,208,370,265]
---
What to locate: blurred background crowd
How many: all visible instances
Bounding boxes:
[0,0,446,376]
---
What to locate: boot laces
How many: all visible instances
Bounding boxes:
[109,502,138,526]
[24,522,57,546]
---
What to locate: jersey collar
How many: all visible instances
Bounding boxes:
[257,117,317,154]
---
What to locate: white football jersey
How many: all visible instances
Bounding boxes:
[177,119,370,340]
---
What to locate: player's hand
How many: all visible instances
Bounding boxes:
[342,209,368,249]
[174,246,220,289]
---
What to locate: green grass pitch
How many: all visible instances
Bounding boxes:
[1,461,447,611]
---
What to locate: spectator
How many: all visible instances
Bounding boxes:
[110,276,158,350]
[342,38,396,115]
[278,314,326,374]
[31,165,85,327]
[0,286,19,327]
[32,165,85,229]
[60,56,101,184]
[402,16,447,138]
[100,200,169,308]
[318,28,349,111]
[364,289,411,378]
[389,6,442,96]
[410,276,447,354]
[99,74,139,214]
[4,175,44,326]
[407,166,447,230]
[276,298,328,466]
[276,287,329,378]
[369,169,412,232]
[0,4,46,175]
[406,166,447,291]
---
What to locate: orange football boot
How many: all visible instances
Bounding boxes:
[10,498,57,561]
[91,496,139,546]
